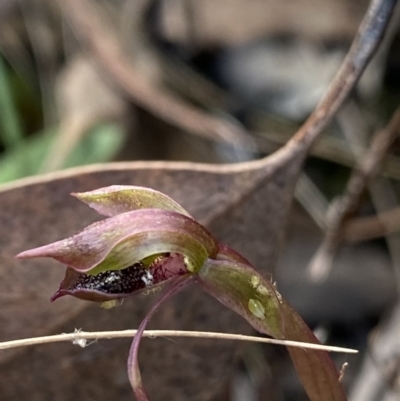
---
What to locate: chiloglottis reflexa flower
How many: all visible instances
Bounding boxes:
[16,185,348,401]
[16,186,219,303]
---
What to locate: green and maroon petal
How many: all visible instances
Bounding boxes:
[72,185,191,217]
[17,209,218,275]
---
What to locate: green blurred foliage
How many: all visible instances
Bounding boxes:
[0,54,125,184]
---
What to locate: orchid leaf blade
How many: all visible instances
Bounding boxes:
[280,299,348,401]
[198,257,347,401]
[198,258,283,339]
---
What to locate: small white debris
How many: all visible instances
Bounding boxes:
[105,274,118,283]
[72,329,97,348]
[274,290,282,303]
[141,270,154,286]
[73,338,88,348]
[339,362,349,383]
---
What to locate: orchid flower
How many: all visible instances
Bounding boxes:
[17,185,348,401]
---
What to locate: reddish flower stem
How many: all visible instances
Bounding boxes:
[127,275,194,401]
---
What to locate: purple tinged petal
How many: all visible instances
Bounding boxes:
[217,243,253,265]
[280,299,348,401]
[72,185,191,217]
[17,209,218,274]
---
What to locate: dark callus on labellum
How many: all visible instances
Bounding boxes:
[51,253,189,303]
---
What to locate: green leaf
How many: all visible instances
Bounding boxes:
[198,258,283,338]
[0,123,124,183]
[0,56,24,149]
[62,123,125,168]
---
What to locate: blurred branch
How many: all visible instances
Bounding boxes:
[256,128,400,180]
[137,3,236,111]
[54,0,399,246]
[56,0,398,162]
[308,106,400,281]
[290,0,398,151]
[350,301,400,401]
[39,56,126,172]
[56,0,257,152]
[295,173,329,230]
[344,206,400,242]
[338,100,400,289]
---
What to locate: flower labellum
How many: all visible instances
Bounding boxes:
[50,253,189,302]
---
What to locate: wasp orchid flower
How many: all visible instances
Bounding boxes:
[16,186,218,303]
[16,185,347,401]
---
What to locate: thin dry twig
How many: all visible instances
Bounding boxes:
[338,100,400,290]
[289,0,398,151]
[344,205,400,242]
[308,106,400,281]
[257,129,400,181]
[350,301,400,401]
[0,329,358,354]
[295,173,329,230]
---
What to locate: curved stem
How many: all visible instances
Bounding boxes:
[127,275,194,401]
